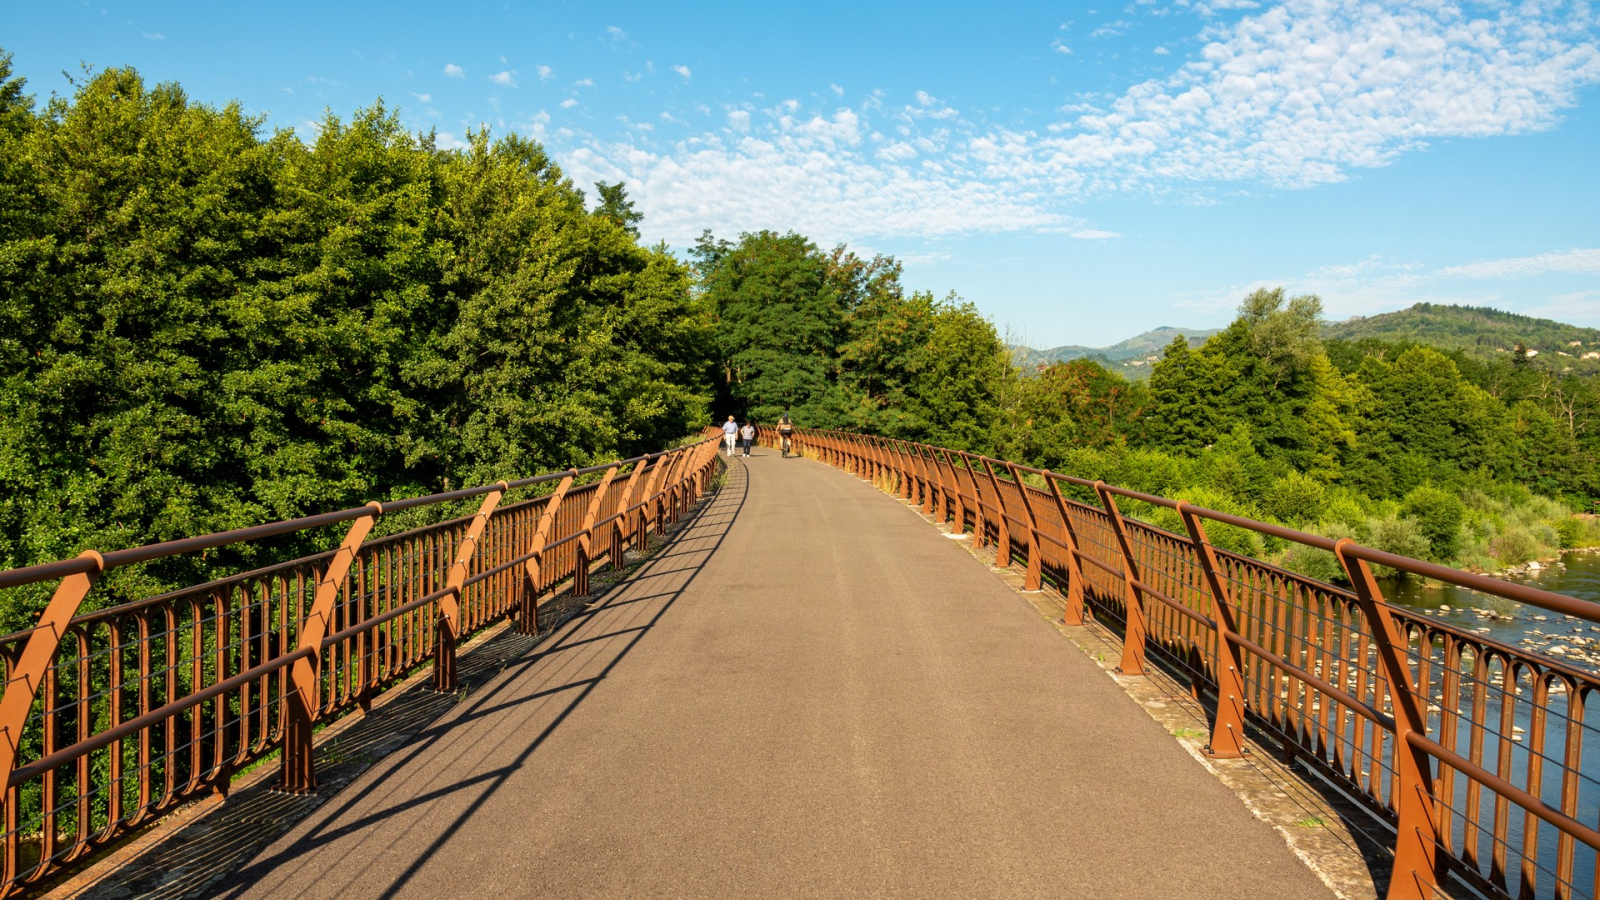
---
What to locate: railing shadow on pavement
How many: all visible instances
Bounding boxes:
[197,461,750,900]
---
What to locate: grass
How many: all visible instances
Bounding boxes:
[1295,816,1329,828]
[1172,727,1208,740]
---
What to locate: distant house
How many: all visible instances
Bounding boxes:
[1571,340,1584,347]
[1584,352,1600,360]
[1526,349,1540,357]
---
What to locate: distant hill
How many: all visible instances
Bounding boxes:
[1321,303,1600,374]
[1014,326,1220,379]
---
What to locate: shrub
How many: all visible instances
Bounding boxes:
[1400,484,1466,562]
[1555,516,1586,549]
[1265,470,1327,527]
[1489,527,1541,567]
[1363,514,1431,575]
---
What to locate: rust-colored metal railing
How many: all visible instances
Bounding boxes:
[0,435,722,896]
[767,425,1600,900]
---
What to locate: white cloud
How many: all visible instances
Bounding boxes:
[554,0,1600,246]
[410,91,431,103]
[1022,0,1600,192]
[575,77,594,87]
[537,65,553,82]
[490,70,517,87]
[1090,20,1130,38]
[1052,38,1073,55]
[560,98,579,109]
[1439,249,1600,279]
[444,63,464,78]
[142,31,164,40]
[1154,46,1170,55]
[831,84,844,96]
[673,64,692,79]
[1071,229,1121,239]
[435,131,470,150]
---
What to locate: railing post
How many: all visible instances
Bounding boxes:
[1335,540,1442,900]
[1003,464,1044,592]
[915,441,934,512]
[653,449,686,534]
[280,502,383,793]
[978,459,1013,568]
[434,483,508,692]
[574,464,622,598]
[1043,477,1091,625]
[609,460,648,571]
[0,552,104,805]
[1093,482,1149,676]
[960,454,988,548]
[518,472,576,636]
[633,456,667,554]
[1174,502,1251,760]
[940,450,966,535]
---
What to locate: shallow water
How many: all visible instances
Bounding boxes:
[1382,550,1600,657]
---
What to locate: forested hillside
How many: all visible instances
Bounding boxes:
[1323,303,1600,375]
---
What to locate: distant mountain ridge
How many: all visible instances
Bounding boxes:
[1320,303,1600,373]
[1015,304,1600,380]
[1014,326,1220,378]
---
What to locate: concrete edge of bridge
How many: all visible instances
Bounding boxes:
[873,480,1444,900]
[41,473,731,900]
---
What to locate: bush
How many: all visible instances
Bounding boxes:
[1489,527,1541,567]
[1364,514,1431,575]
[1265,470,1327,526]
[1400,484,1466,562]
[1281,520,1358,585]
[1555,517,1587,549]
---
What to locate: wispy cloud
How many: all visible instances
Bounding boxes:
[444,63,464,78]
[673,64,692,79]
[1071,229,1121,239]
[536,65,553,82]
[560,98,579,109]
[410,91,431,103]
[574,77,593,87]
[142,31,164,40]
[489,70,517,87]
[558,0,1600,246]
[1439,249,1600,279]
[1052,38,1073,55]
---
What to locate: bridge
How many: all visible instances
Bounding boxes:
[0,429,1597,900]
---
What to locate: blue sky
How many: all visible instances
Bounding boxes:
[7,0,1600,347]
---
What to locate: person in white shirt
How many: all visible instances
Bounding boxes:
[722,416,738,456]
[739,422,756,457]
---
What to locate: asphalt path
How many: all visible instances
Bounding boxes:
[214,450,1335,900]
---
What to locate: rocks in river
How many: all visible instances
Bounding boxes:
[1550,646,1570,655]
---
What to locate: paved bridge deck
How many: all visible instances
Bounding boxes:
[210,452,1335,900]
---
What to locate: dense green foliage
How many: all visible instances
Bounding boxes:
[4,51,1598,622]
[694,230,1011,451]
[1000,289,1600,576]
[0,60,711,624]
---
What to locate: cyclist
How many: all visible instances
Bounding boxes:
[776,412,795,458]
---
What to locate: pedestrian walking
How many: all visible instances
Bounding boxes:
[722,415,738,456]
[739,421,756,457]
